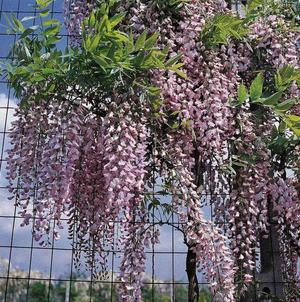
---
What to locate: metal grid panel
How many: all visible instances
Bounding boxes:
[0,1,289,302]
[0,3,203,301]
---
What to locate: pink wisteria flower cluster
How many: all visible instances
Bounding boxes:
[6,0,300,301]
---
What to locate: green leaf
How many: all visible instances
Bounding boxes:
[151,98,163,111]
[250,73,263,101]
[161,203,173,215]
[11,15,25,32]
[19,100,29,109]
[144,32,159,50]
[291,127,300,136]
[275,99,295,112]
[284,121,300,136]
[247,0,263,11]
[171,68,188,80]
[109,12,126,29]
[4,14,15,31]
[36,0,53,9]
[89,11,96,28]
[39,9,50,17]
[165,53,181,67]
[44,25,60,36]
[170,121,179,129]
[108,31,128,42]
[148,198,160,211]
[23,44,32,58]
[45,35,62,46]
[124,31,135,54]
[42,18,60,27]
[141,53,159,69]
[261,91,283,106]
[97,15,109,33]
[237,83,248,104]
[278,121,287,134]
[88,35,101,52]
[30,74,45,82]
[135,30,147,51]
[93,55,110,71]
[275,65,298,91]
[169,62,184,69]
[133,51,146,67]
[282,114,300,136]
[20,27,36,39]
[200,14,247,48]
[278,65,295,80]
[148,86,161,95]
[13,66,29,75]
[287,114,300,122]
[41,68,57,75]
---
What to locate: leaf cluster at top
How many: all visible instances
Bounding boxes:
[1,0,184,109]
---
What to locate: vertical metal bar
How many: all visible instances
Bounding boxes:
[3,0,21,300]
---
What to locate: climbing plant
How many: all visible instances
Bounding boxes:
[2,0,300,301]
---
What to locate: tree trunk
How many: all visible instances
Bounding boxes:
[186,244,199,302]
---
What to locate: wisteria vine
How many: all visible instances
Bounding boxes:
[3,0,300,301]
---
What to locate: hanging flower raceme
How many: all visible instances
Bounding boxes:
[186,201,236,302]
[223,107,274,289]
[151,3,240,296]
[68,113,108,271]
[7,99,86,245]
[249,15,299,69]
[271,177,300,254]
[156,125,236,301]
[64,0,96,44]
[118,210,147,302]
[7,94,150,290]
[154,0,236,158]
[68,101,149,276]
[127,5,238,296]
[229,13,300,288]
[269,177,300,299]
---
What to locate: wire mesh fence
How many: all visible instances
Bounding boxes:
[0,1,295,302]
[0,3,213,300]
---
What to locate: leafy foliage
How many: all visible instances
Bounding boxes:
[232,65,300,137]
[245,0,300,20]
[1,0,183,109]
[200,0,300,49]
[199,14,248,48]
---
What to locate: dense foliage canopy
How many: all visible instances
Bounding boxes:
[2,0,300,301]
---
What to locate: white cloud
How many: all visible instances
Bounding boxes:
[0,95,18,233]
[0,93,17,131]
[0,93,17,108]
